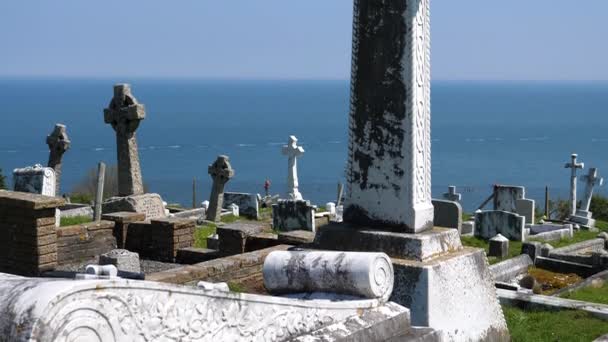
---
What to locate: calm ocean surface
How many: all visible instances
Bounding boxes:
[1,79,607,212]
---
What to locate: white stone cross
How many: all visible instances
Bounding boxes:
[282,135,304,200]
[442,186,461,202]
[579,167,604,212]
[565,154,585,216]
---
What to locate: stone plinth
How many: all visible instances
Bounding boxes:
[102,193,166,220]
[126,218,195,262]
[314,223,461,261]
[0,190,64,276]
[264,251,394,300]
[13,165,56,197]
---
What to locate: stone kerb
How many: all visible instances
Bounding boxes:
[475,210,526,241]
[0,190,64,276]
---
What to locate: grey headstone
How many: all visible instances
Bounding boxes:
[515,198,535,225]
[207,155,235,222]
[272,200,316,232]
[489,234,509,259]
[475,210,526,241]
[223,192,259,219]
[13,165,56,197]
[432,199,462,232]
[493,185,525,213]
[521,241,543,262]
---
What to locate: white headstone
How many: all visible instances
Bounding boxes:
[282,135,305,200]
[13,164,56,197]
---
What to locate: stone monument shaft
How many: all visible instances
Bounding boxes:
[344,0,433,233]
[46,124,71,196]
[565,154,584,216]
[104,84,146,196]
[282,135,304,200]
[207,155,235,222]
[579,167,603,212]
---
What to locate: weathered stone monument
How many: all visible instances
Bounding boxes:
[282,135,304,200]
[565,153,585,216]
[570,167,604,228]
[442,186,461,202]
[315,1,509,340]
[46,124,71,196]
[104,84,145,197]
[207,155,234,222]
[13,165,56,197]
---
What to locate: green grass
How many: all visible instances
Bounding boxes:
[561,282,608,305]
[194,224,217,249]
[503,306,608,341]
[228,282,245,293]
[60,215,93,227]
[460,236,522,264]
[462,212,473,221]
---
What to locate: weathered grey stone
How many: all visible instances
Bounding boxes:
[461,220,475,236]
[282,135,305,200]
[489,234,509,259]
[475,210,526,241]
[521,241,543,262]
[222,192,259,219]
[431,199,462,232]
[528,224,573,242]
[277,230,315,245]
[272,199,316,232]
[579,167,604,213]
[493,185,525,212]
[13,164,56,197]
[515,198,535,225]
[59,204,94,219]
[99,249,141,273]
[102,193,166,219]
[104,84,146,196]
[217,222,264,255]
[207,155,234,222]
[46,124,71,196]
[489,254,533,283]
[343,0,433,234]
[264,251,394,300]
[540,243,554,257]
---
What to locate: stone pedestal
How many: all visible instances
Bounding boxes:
[314,222,509,341]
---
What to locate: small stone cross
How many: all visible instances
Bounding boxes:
[579,167,604,212]
[104,84,146,196]
[207,155,235,222]
[46,124,71,196]
[565,154,585,216]
[442,186,461,202]
[282,135,305,200]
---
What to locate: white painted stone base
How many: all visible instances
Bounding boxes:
[391,248,510,341]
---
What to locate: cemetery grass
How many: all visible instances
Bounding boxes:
[194,224,217,249]
[60,215,92,227]
[561,282,608,305]
[460,236,522,265]
[503,306,608,341]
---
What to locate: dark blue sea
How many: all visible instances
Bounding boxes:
[1,79,607,212]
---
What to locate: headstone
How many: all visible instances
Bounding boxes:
[461,220,475,236]
[442,186,461,202]
[222,192,259,219]
[272,200,316,232]
[493,185,525,213]
[475,210,526,241]
[104,84,146,196]
[102,193,167,219]
[431,199,462,232]
[325,202,337,217]
[93,162,106,221]
[46,124,71,196]
[565,154,585,216]
[13,164,56,197]
[207,155,235,222]
[489,234,509,259]
[229,203,239,217]
[99,249,141,274]
[515,198,535,225]
[282,135,305,200]
[570,167,604,228]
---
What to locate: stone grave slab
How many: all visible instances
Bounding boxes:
[475,210,526,241]
[102,193,167,220]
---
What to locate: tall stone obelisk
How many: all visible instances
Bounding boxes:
[344,0,433,233]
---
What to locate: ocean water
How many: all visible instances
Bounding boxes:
[0,79,607,212]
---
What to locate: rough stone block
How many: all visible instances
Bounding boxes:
[272,200,316,232]
[222,192,259,219]
[217,222,264,255]
[99,249,141,273]
[102,193,167,220]
[475,210,525,241]
[431,199,462,232]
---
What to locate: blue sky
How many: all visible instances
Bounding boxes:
[0,1,606,80]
